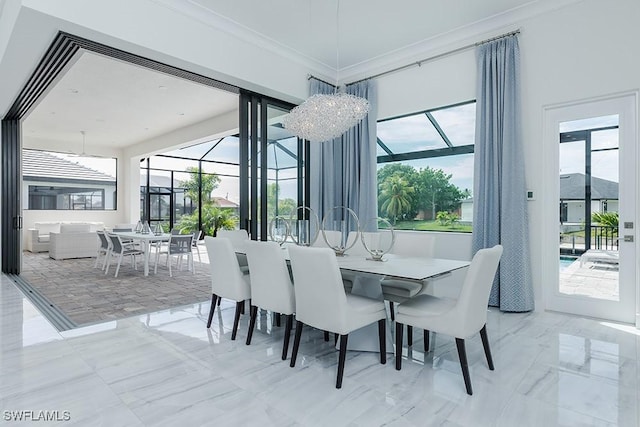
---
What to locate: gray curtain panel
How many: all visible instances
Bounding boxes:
[309,78,378,231]
[472,35,534,312]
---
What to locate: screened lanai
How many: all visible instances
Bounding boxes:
[140,126,301,235]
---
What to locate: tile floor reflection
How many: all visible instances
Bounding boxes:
[1,274,638,426]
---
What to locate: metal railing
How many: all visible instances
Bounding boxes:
[559,225,618,255]
[591,225,618,251]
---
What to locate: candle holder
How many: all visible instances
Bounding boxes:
[321,206,360,256]
[360,218,395,261]
[289,207,319,246]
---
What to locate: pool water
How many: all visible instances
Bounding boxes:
[560,256,578,272]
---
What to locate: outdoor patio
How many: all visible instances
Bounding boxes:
[20,247,212,328]
[559,256,619,301]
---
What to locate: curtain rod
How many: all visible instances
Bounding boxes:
[346,29,520,86]
[307,74,338,89]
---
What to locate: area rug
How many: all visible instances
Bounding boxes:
[21,251,212,328]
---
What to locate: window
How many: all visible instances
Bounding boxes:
[376,101,475,232]
[23,149,117,210]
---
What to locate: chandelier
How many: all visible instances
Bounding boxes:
[282,92,369,143]
[282,0,370,143]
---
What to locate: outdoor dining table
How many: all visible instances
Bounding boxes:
[114,231,171,276]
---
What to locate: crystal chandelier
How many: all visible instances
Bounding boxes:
[282,92,369,143]
[282,0,369,143]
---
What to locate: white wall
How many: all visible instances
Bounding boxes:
[374,0,640,311]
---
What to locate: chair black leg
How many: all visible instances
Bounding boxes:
[206,294,217,328]
[479,324,494,370]
[395,322,404,370]
[217,297,221,306]
[389,301,395,321]
[324,331,330,342]
[334,333,338,345]
[455,338,473,395]
[424,330,430,352]
[276,313,281,327]
[246,305,258,345]
[282,314,293,360]
[231,301,243,340]
[290,321,304,367]
[378,319,386,364]
[407,325,413,347]
[336,334,349,389]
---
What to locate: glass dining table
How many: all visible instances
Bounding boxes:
[236,241,471,352]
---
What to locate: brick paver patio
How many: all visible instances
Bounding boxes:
[21,248,212,327]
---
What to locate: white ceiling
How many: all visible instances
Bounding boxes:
[23,51,238,148]
[23,0,569,151]
[187,0,537,70]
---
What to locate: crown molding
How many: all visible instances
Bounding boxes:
[149,0,583,86]
[149,0,335,78]
[339,0,584,83]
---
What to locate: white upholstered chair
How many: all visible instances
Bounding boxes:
[382,232,436,322]
[244,241,296,360]
[204,236,251,340]
[288,245,387,389]
[217,229,250,273]
[394,245,503,395]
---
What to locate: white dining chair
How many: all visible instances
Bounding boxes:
[382,232,436,322]
[244,241,296,360]
[334,231,366,294]
[104,232,145,277]
[204,236,251,340]
[394,245,503,395]
[288,245,387,389]
[154,234,194,277]
[217,229,250,273]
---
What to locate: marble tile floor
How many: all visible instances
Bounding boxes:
[1,274,639,426]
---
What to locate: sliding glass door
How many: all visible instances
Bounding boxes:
[239,91,308,241]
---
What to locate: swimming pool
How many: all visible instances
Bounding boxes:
[560,256,578,271]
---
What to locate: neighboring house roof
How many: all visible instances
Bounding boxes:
[142,174,173,188]
[23,149,115,182]
[212,196,238,208]
[560,173,618,200]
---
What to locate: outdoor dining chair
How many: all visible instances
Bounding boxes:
[154,234,194,277]
[94,230,111,270]
[104,232,145,277]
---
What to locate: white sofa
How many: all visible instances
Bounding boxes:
[48,223,104,260]
[26,222,61,252]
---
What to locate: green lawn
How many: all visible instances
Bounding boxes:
[382,220,472,233]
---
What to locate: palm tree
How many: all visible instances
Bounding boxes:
[176,203,237,236]
[379,175,413,224]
